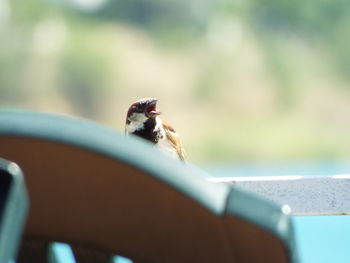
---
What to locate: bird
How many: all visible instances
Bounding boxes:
[125,97,185,161]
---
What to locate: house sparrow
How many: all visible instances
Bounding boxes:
[125,98,185,161]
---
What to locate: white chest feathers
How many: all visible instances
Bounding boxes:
[125,113,148,133]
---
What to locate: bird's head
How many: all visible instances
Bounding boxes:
[126,98,161,124]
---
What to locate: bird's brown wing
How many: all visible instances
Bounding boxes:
[163,122,186,161]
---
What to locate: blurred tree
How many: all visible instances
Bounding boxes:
[58,26,113,118]
[248,0,350,81]
[67,0,213,47]
[95,1,205,28]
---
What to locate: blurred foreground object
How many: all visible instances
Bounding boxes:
[0,110,296,263]
[0,158,28,263]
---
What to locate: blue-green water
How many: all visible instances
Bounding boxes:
[204,162,350,177]
[293,215,350,263]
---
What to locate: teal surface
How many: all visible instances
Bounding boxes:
[226,187,298,263]
[293,215,350,263]
[111,255,134,263]
[48,243,76,263]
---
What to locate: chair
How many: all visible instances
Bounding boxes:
[0,110,297,263]
[0,158,29,263]
[224,187,297,263]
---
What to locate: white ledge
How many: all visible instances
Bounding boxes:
[208,175,350,215]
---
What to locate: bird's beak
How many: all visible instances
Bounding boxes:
[148,110,161,117]
[145,98,161,117]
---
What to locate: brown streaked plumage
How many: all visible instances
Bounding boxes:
[163,122,185,161]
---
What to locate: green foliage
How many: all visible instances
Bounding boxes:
[0,50,25,104]
[2,0,350,163]
[0,23,31,104]
[58,26,113,118]
[247,0,350,82]
[11,0,57,26]
[94,1,204,29]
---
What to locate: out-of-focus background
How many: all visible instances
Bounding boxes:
[2,0,350,168]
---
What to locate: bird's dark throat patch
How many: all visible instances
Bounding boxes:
[132,117,159,144]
